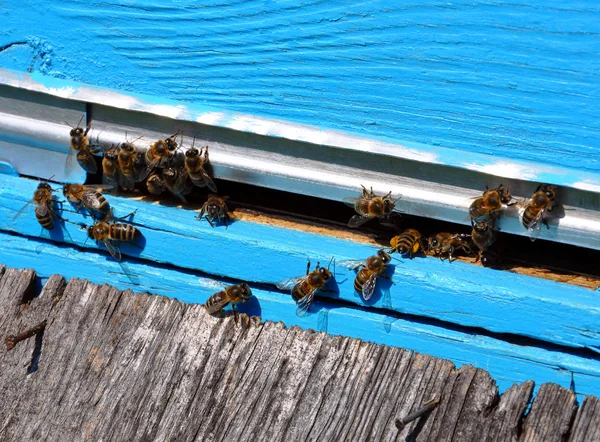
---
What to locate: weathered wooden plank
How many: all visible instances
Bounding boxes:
[1,173,599,354]
[1,1,598,176]
[569,395,600,442]
[520,383,578,442]
[2,269,590,441]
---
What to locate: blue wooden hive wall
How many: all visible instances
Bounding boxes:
[1,1,599,400]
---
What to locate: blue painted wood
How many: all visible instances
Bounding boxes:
[0,230,599,399]
[1,0,598,175]
[0,174,598,353]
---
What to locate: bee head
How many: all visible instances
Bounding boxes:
[540,184,557,200]
[105,146,119,160]
[497,185,513,204]
[162,167,177,180]
[148,174,165,187]
[319,267,332,281]
[428,236,439,249]
[165,137,178,151]
[239,283,253,300]
[38,182,52,191]
[383,198,395,214]
[186,147,199,158]
[62,184,72,198]
[70,127,84,137]
[120,143,135,153]
[377,249,391,264]
[474,221,491,233]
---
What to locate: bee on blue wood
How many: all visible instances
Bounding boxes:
[66,115,101,174]
[62,183,112,221]
[86,211,140,261]
[390,228,425,259]
[13,181,61,230]
[343,185,399,228]
[469,184,515,224]
[518,184,558,241]
[197,195,230,228]
[277,259,334,316]
[339,250,391,301]
[205,283,254,323]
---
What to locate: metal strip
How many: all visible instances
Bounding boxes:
[0,83,598,251]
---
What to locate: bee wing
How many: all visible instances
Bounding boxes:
[276,277,302,291]
[35,202,49,218]
[342,197,359,208]
[138,157,160,182]
[200,169,218,193]
[77,150,98,174]
[80,191,104,210]
[381,287,394,333]
[205,297,230,314]
[13,200,33,221]
[526,209,546,242]
[296,288,317,317]
[102,239,122,261]
[361,275,378,301]
[348,214,373,228]
[336,259,364,271]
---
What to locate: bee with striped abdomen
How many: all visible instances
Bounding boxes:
[102,144,120,191]
[469,184,514,223]
[471,220,496,261]
[13,182,59,230]
[343,185,398,228]
[117,142,141,191]
[87,217,141,261]
[66,116,101,174]
[519,184,557,241]
[390,228,425,259]
[277,259,334,316]
[205,283,253,318]
[339,249,391,301]
[184,143,217,192]
[62,183,112,221]
[146,172,166,195]
[428,232,473,262]
[197,195,230,227]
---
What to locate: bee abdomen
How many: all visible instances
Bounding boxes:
[354,270,369,293]
[205,292,228,314]
[36,212,54,230]
[109,223,140,241]
[522,207,537,228]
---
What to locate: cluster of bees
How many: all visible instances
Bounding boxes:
[14,117,561,321]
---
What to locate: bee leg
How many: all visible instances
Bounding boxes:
[203,145,210,163]
[223,213,230,230]
[207,217,215,228]
[232,304,239,327]
[115,210,137,221]
[306,260,311,275]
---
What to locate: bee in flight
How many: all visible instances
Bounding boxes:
[339,249,391,301]
[139,132,180,181]
[471,219,496,261]
[102,144,120,191]
[66,115,101,174]
[197,195,230,227]
[184,142,217,192]
[146,172,166,195]
[427,232,473,262]
[276,259,334,316]
[204,283,253,323]
[469,184,515,223]
[343,185,399,228]
[63,183,112,221]
[519,184,558,241]
[13,181,61,230]
[86,214,141,261]
[390,228,425,259]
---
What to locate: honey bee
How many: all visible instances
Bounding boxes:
[469,184,514,222]
[343,185,398,228]
[204,283,253,316]
[146,172,166,195]
[197,195,230,227]
[162,167,192,203]
[471,220,496,259]
[13,182,59,230]
[390,228,425,259]
[184,144,217,192]
[276,259,334,316]
[339,249,391,301]
[139,132,180,181]
[66,116,100,174]
[63,183,112,221]
[117,143,140,191]
[87,219,141,261]
[428,232,473,262]
[102,144,120,190]
[519,184,557,241]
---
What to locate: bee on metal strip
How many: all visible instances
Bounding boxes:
[65,115,101,174]
[518,184,558,241]
[338,250,391,301]
[184,141,217,193]
[469,184,515,224]
[276,258,334,317]
[117,142,142,191]
[139,131,181,181]
[343,185,399,228]
[102,144,120,191]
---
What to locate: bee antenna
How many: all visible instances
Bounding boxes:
[327,256,335,270]
[77,113,85,128]
[391,256,404,263]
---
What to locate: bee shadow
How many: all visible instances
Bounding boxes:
[235,295,262,318]
[118,233,147,258]
[362,263,397,308]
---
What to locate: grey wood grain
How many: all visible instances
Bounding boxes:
[569,395,600,442]
[0,268,597,442]
[520,383,577,442]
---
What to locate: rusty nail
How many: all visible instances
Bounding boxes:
[5,320,47,351]
[395,397,440,430]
